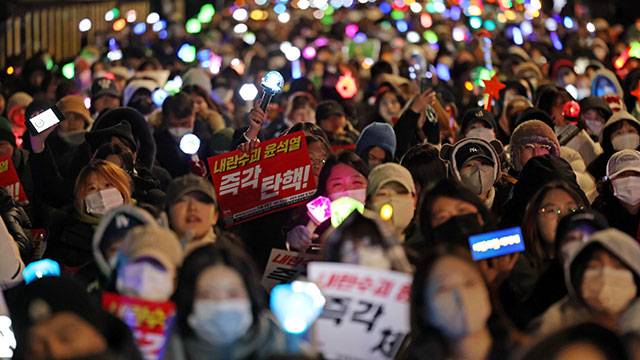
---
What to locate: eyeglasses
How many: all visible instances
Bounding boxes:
[522,143,553,153]
[310,156,326,166]
[538,206,584,217]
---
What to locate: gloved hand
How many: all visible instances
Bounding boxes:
[188,159,207,178]
[0,187,34,263]
[286,225,318,252]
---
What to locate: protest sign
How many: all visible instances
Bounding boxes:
[102,292,176,360]
[261,249,321,292]
[207,131,317,227]
[0,156,27,204]
[307,262,412,360]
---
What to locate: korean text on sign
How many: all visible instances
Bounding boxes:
[261,249,321,292]
[102,292,176,360]
[307,263,412,360]
[0,156,28,204]
[207,131,317,227]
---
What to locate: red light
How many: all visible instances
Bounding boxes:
[563,100,581,118]
[335,72,357,99]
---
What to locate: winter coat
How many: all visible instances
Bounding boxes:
[592,186,640,239]
[154,119,215,178]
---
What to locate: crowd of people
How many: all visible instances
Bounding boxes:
[2,0,640,359]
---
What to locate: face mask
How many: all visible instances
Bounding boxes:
[372,196,415,236]
[188,299,253,345]
[465,128,495,142]
[116,262,175,302]
[340,242,392,270]
[168,127,193,140]
[433,213,483,247]
[612,176,640,207]
[585,120,604,137]
[612,133,640,151]
[84,188,124,216]
[459,165,495,195]
[581,266,637,314]
[59,130,87,146]
[328,189,367,204]
[427,284,491,339]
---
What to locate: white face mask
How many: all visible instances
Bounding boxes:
[188,299,253,345]
[460,165,495,196]
[427,283,491,339]
[581,266,637,314]
[168,127,193,140]
[612,133,640,151]
[328,189,367,204]
[585,120,604,138]
[465,128,495,142]
[372,196,415,236]
[85,188,124,216]
[340,242,392,270]
[116,262,175,302]
[612,176,640,207]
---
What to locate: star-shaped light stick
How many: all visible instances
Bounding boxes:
[631,80,640,108]
[482,73,505,112]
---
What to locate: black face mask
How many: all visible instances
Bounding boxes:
[432,213,484,247]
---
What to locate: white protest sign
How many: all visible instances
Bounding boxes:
[261,249,321,292]
[307,262,412,360]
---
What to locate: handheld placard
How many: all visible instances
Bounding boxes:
[306,196,331,233]
[468,227,525,261]
[260,71,285,112]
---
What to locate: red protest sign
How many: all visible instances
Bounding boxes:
[207,131,317,227]
[102,292,176,360]
[0,156,27,204]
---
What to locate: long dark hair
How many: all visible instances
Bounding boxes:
[173,239,268,337]
[316,151,369,196]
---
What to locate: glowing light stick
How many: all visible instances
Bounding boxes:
[330,196,364,228]
[482,73,505,112]
[260,71,285,112]
[23,259,60,284]
[180,133,201,161]
[270,281,326,334]
[306,196,331,233]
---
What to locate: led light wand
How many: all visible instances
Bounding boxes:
[259,70,285,113]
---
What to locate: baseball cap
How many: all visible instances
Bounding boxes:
[119,226,183,271]
[166,174,217,210]
[316,100,345,123]
[606,149,640,180]
[91,77,120,100]
[454,140,496,168]
[460,108,497,134]
[366,163,416,198]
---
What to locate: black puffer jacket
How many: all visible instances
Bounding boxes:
[592,183,640,239]
[0,187,33,263]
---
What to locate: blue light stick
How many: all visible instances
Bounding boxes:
[260,71,285,112]
[23,259,60,284]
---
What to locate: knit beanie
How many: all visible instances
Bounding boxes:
[355,122,397,159]
[6,92,33,114]
[509,120,561,172]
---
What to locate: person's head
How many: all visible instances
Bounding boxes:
[285,92,317,125]
[181,84,219,114]
[123,79,157,116]
[579,96,612,138]
[535,86,574,126]
[400,143,447,195]
[174,241,266,345]
[56,95,91,133]
[419,179,494,249]
[163,92,195,136]
[519,323,629,360]
[116,225,183,302]
[366,163,417,237]
[324,211,412,272]
[509,120,561,173]
[555,209,609,265]
[307,135,331,185]
[90,77,121,114]
[167,174,219,240]
[6,92,33,123]
[0,116,16,158]
[285,121,330,144]
[568,229,640,317]
[522,182,588,262]
[316,100,347,133]
[440,138,502,197]
[600,111,640,153]
[504,96,533,134]
[110,66,131,93]
[74,160,132,216]
[355,122,397,169]
[411,247,492,346]
[317,151,369,203]
[12,277,114,359]
[86,120,138,159]
[459,108,497,141]
[91,142,135,174]
[606,149,640,209]
[374,85,404,124]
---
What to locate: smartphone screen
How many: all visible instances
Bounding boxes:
[28,108,61,134]
[420,77,433,93]
[468,227,525,261]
